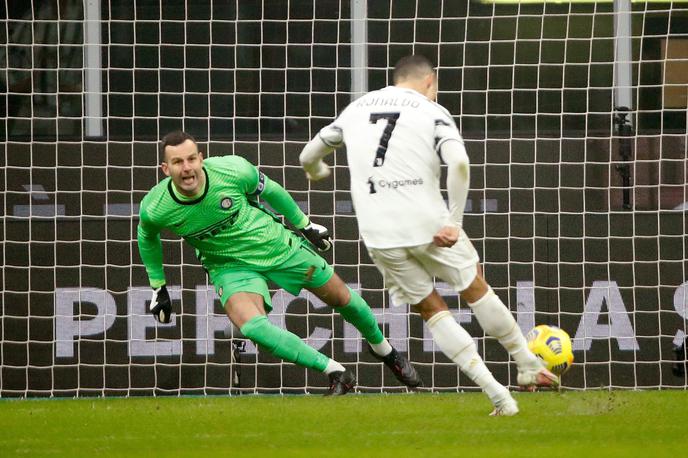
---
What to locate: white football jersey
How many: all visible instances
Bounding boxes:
[319,85,465,249]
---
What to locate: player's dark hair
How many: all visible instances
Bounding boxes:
[393,55,435,83]
[160,131,197,161]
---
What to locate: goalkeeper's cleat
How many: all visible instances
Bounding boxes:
[369,346,423,389]
[325,369,356,396]
[517,366,560,390]
[489,397,519,417]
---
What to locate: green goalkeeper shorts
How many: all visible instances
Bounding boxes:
[208,238,334,312]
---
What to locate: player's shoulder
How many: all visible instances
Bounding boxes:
[203,154,253,169]
[355,86,416,104]
[203,155,259,189]
[142,178,170,203]
[421,100,457,130]
[204,154,256,177]
[337,86,420,120]
[373,86,454,118]
[429,100,454,119]
[139,178,171,218]
[408,92,452,120]
[342,86,399,109]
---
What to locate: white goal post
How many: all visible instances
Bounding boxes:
[1,0,687,397]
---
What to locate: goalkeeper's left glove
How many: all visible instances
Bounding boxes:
[300,222,332,252]
[150,285,172,324]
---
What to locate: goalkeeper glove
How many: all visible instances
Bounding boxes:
[300,222,332,252]
[150,285,172,324]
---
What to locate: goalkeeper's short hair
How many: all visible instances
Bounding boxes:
[160,130,198,160]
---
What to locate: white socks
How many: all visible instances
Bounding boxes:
[324,359,346,374]
[467,288,540,370]
[369,339,393,358]
[426,311,509,404]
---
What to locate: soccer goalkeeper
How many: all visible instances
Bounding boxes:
[137,130,421,395]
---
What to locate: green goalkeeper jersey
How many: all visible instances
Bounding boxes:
[137,155,310,288]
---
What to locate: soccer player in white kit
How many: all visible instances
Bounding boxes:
[299,55,557,416]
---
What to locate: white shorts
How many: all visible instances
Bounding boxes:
[368,229,480,306]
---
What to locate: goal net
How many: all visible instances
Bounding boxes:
[1,0,687,397]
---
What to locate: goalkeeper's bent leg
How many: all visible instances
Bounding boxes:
[336,287,392,354]
[240,315,331,372]
[467,287,540,370]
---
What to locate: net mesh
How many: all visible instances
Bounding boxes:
[1,0,687,396]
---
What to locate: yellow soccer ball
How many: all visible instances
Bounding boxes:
[526,325,574,376]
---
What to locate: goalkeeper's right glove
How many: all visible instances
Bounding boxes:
[150,285,172,324]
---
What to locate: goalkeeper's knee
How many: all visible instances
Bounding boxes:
[240,315,288,355]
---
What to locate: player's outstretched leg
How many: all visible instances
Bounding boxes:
[466,287,559,390]
[336,287,422,388]
[426,308,518,416]
[240,315,356,395]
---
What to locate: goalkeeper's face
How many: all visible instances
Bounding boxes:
[161,139,205,196]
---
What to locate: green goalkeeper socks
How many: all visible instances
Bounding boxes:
[336,287,385,345]
[240,315,329,372]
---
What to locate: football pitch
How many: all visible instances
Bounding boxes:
[1,390,685,457]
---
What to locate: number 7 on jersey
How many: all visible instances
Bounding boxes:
[369,112,400,167]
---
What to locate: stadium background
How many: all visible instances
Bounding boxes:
[1,0,687,396]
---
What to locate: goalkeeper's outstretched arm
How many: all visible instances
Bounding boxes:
[137,206,173,323]
[256,172,332,252]
[257,173,309,230]
[137,206,166,288]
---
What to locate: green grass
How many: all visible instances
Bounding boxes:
[0,391,686,457]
